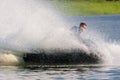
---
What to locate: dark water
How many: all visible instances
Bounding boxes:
[1,15,120,80]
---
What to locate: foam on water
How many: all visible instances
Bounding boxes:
[106,43,120,65]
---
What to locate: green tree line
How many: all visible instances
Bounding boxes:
[57,0,120,1]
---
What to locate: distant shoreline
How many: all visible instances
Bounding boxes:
[55,1,120,16]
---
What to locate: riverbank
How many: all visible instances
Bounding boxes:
[55,1,120,16]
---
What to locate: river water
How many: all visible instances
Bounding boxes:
[0,65,120,80]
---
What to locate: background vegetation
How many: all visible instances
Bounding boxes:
[54,0,120,16]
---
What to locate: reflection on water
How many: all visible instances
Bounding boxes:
[0,65,120,80]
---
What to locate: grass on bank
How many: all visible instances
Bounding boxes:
[55,1,120,16]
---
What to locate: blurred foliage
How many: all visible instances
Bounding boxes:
[54,0,120,16]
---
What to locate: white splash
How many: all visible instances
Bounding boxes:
[0,0,115,65]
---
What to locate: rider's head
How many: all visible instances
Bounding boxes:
[79,22,87,32]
